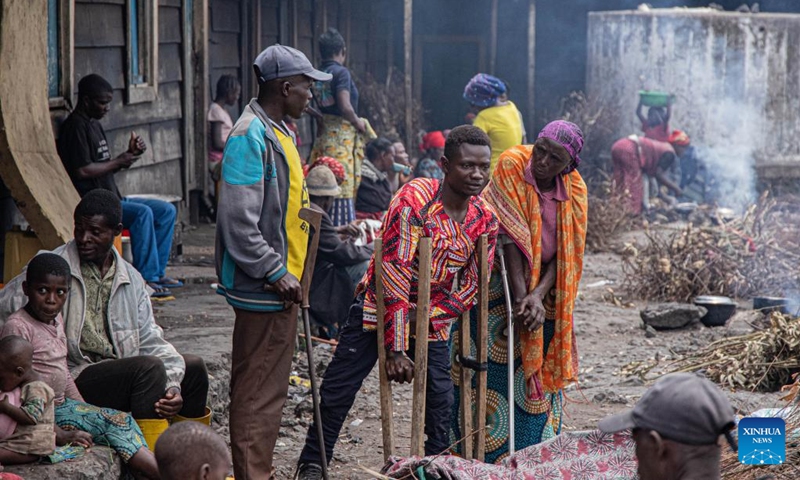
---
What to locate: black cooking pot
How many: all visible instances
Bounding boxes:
[752,296,790,314]
[694,296,736,327]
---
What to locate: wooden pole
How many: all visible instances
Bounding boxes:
[403,0,413,151]
[489,0,498,75]
[526,0,536,133]
[474,234,489,461]
[375,239,395,460]
[192,0,209,197]
[410,237,431,457]
[458,308,473,460]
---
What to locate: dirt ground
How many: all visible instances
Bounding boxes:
[158,224,784,479]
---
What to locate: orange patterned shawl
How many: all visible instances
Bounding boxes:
[484,145,588,399]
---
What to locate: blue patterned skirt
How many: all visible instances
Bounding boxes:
[449,272,562,464]
[55,398,146,461]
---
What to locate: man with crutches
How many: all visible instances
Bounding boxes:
[295,126,498,480]
[215,44,332,479]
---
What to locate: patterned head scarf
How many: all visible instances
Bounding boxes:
[669,130,690,147]
[463,74,507,108]
[308,156,346,185]
[537,120,584,174]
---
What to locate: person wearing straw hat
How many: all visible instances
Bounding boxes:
[599,372,737,480]
[305,166,373,339]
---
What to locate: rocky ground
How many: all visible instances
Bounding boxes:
[6,223,785,479]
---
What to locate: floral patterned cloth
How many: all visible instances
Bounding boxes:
[383,430,638,479]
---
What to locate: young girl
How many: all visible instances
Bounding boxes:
[636,98,672,143]
[0,253,160,479]
[0,335,55,465]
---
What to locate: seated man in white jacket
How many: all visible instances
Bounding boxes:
[0,189,209,449]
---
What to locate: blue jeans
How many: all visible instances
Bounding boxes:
[121,198,176,282]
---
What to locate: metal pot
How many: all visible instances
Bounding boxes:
[753,296,790,314]
[694,296,736,327]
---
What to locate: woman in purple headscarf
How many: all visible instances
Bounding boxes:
[449,121,587,462]
[463,74,527,172]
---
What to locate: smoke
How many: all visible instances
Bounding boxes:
[695,99,760,212]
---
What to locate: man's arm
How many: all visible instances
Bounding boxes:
[317,211,373,266]
[133,272,185,389]
[379,200,421,353]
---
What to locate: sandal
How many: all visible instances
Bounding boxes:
[156,277,184,288]
[147,282,173,298]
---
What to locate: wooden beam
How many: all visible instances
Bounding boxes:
[489,0,498,75]
[410,236,431,457]
[403,0,412,152]
[292,0,298,48]
[192,0,209,196]
[526,0,536,133]
[182,0,195,198]
[374,239,395,461]
[474,234,489,461]
[279,0,289,45]
[458,308,473,460]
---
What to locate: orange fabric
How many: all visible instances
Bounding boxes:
[484,145,587,399]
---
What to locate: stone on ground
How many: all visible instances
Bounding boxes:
[640,303,707,330]
[3,447,124,480]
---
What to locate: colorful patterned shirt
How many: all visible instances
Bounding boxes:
[357,178,498,351]
[79,260,117,361]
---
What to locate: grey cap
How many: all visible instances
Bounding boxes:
[598,373,736,449]
[306,165,341,197]
[254,44,332,83]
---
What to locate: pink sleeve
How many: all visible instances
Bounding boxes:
[64,373,84,402]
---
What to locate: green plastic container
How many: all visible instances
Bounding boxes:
[639,90,672,107]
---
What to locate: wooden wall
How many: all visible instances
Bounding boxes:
[68,0,186,198]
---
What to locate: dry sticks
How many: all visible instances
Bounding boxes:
[623,193,800,302]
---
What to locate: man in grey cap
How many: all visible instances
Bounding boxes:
[215,44,331,479]
[599,372,737,480]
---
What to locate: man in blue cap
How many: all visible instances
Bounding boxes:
[215,44,331,479]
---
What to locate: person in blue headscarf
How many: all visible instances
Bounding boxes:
[464,74,526,172]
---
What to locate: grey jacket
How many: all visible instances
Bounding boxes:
[0,242,185,388]
[215,99,309,312]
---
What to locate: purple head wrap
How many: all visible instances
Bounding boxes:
[463,74,507,108]
[537,120,584,174]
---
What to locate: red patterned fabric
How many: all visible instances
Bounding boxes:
[384,430,637,479]
[356,178,498,351]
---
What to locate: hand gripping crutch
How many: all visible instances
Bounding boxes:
[496,245,515,455]
[375,237,433,459]
[298,207,328,480]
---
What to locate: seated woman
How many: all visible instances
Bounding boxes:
[0,254,160,478]
[355,138,395,221]
[306,166,373,339]
[611,135,681,215]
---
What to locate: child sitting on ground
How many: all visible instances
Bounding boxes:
[156,422,231,480]
[0,253,160,479]
[0,336,55,465]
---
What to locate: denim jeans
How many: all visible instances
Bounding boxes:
[121,197,176,282]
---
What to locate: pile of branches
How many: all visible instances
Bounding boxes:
[667,312,800,392]
[355,69,425,141]
[558,91,620,187]
[623,193,800,302]
[586,176,634,253]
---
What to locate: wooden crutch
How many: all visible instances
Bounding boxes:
[375,237,433,459]
[456,234,490,461]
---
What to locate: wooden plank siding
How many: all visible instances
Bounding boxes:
[66,0,186,198]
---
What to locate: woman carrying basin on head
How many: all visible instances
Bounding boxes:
[450,121,588,463]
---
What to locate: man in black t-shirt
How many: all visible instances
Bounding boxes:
[57,74,181,297]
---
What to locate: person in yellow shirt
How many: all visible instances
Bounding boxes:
[464,74,526,171]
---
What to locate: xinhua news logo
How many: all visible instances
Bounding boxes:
[738,417,786,465]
